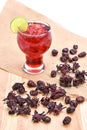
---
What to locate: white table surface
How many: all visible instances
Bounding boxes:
[1,0,87,38]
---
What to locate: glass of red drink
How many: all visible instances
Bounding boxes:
[17,21,52,74]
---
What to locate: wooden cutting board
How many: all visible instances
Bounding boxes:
[0,0,87,130]
[0,69,87,130]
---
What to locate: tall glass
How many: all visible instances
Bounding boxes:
[17,21,52,74]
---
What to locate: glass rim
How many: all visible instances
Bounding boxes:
[18,20,51,37]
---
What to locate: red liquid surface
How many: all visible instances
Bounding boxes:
[17,22,52,68]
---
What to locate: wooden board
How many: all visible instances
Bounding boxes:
[0,69,87,130]
[0,0,87,130]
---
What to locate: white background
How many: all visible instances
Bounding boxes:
[1,0,87,38]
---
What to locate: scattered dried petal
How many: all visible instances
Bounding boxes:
[76,96,85,103]
[52,49,58,56]
[63,116,71,125]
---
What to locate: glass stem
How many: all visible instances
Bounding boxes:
[26,55,43,68]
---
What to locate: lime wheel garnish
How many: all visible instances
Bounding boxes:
[10,17,28,33]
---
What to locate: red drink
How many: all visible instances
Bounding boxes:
[17,21,52,74]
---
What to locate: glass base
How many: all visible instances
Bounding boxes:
[23,63,45,74]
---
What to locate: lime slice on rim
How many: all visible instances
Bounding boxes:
[10,17,28,33]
